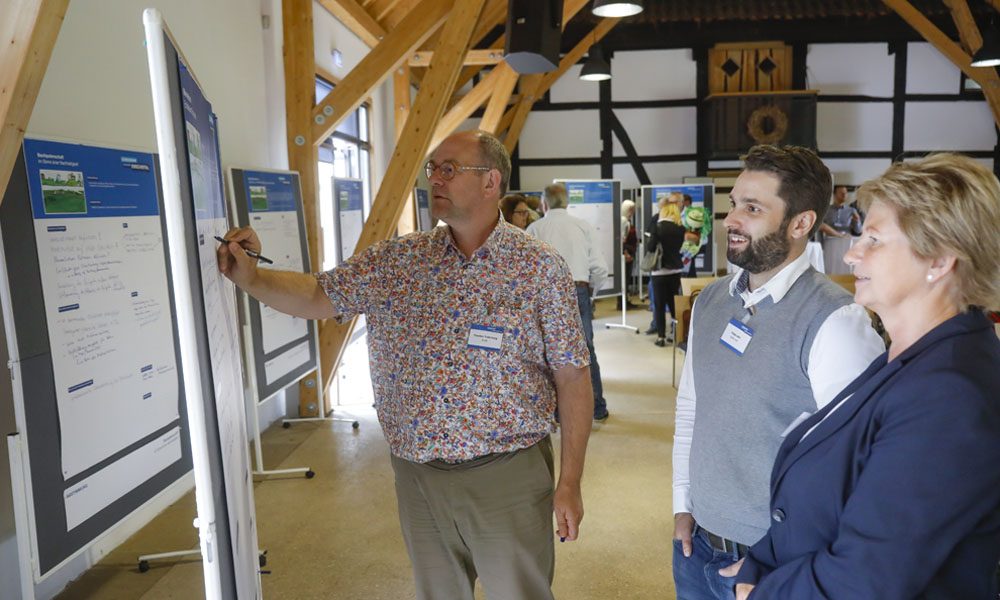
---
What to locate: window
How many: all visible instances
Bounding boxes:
[316,77,374,270]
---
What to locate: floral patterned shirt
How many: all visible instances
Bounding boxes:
[316,218,589,463]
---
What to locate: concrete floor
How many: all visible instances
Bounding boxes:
[55,298,682,599]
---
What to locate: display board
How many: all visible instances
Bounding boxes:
[414,187,433,232]
[230,168,317,399]
[0,138,191,578]
[333,177,364,262]
[144,9,260,599]
[641,184,716,275]
[554,179,621,297]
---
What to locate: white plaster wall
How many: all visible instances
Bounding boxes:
[822,158,894,187]
[613,161,699,189]
[549,64,600,103]
[906,42,961,95]
[610,49,696,101]
[519,165,601,191]
[904,101,997,151]
[519,111,601,158]
[611,107,697,156]
[817,102,893,152]
[807,43,894,96]
[29,0,271,169]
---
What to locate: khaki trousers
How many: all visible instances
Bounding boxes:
[390,438,555,600]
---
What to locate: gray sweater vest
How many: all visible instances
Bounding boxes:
[689,268,853,545]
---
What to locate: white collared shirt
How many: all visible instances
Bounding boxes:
[526,208,608,291]
[672,249,885,514]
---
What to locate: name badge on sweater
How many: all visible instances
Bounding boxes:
[720,319,753,355]
[468,325,504,351]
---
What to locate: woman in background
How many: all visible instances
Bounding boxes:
[499,193,539,230]
[644,192,686,347]
[734,153,1000,599]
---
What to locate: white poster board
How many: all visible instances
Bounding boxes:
[555,179,622,297]
[144,9,260,599]
[334,177,364,262]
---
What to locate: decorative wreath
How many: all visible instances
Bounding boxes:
[747,104,789,145]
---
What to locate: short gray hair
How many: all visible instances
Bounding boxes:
[474,131,511,196]
[544,183,568,209]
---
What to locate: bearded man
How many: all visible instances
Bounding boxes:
[669,145,885,600]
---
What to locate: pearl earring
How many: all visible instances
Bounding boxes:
[926,274,933,282]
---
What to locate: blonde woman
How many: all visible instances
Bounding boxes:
[734,154,1000,599]
[644,192,686,346]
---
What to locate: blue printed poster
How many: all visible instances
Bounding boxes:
[334,177,364,261]
[22,138,180,499]
[240,170,309,357]
[562,180,617,292]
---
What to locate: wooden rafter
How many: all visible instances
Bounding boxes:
[987,0,1000,12]
[369,0,405,23]
[409,48,505,67]
[383,0,422,29]
[500,17,623,152]
[393,63,417,234]
[480,64,519,133]
[311,0,452,146]
[884,0,1000,126]
[503,75,542,153]
[283,0,325,416]
[318,0,489,396]
[316,0,386,48]
[430,63,508,149]
[0,0,70,205]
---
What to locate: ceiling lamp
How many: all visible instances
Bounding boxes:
[971,26,1000,67]
[591,0,643,18]
[580,45,611,81]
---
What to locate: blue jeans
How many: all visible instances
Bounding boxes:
[575,286,606,416]
[672,527,740,600]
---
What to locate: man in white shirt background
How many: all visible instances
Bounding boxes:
[528,183,610,421]
[671,145,885,600]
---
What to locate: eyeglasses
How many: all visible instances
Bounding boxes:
[512,209,530,216]
[425,160,492,181]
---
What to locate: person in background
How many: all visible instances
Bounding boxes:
[672,145,885,600]
[499,193,540,230]
[644,192,686,347]
[619,199,638,310]
[735,153,1000,600]
[528,183,611,421]
[818,184,862,275]
[218,131,594,600]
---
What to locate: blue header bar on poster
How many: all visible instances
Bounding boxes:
[179,58,226,221]
[415,188,429,211]
[23,138,160,220]
[242,171,297,213]
[565,181,614,204]
[648,185,709,206]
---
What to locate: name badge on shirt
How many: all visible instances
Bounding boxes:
[720,318,754,356]
[468,325,504,351]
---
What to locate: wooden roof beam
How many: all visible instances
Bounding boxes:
[316,0,386,48]
[480,64,520,134]
[409,48,505,67]
[884,0,1000,126]
[311,0,452,146]
[429,62,507,150]
[0,0,70,205]
[318,0,489,395]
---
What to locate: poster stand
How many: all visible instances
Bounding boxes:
[605,249,638,334]
[6,434,36,600]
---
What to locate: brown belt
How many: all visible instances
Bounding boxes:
[574,281,590,289]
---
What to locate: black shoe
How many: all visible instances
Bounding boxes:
[594,408,609,421]
[654,337,666,347]
[644,326,656,335]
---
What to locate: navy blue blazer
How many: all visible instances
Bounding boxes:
[736,311,1000,599]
